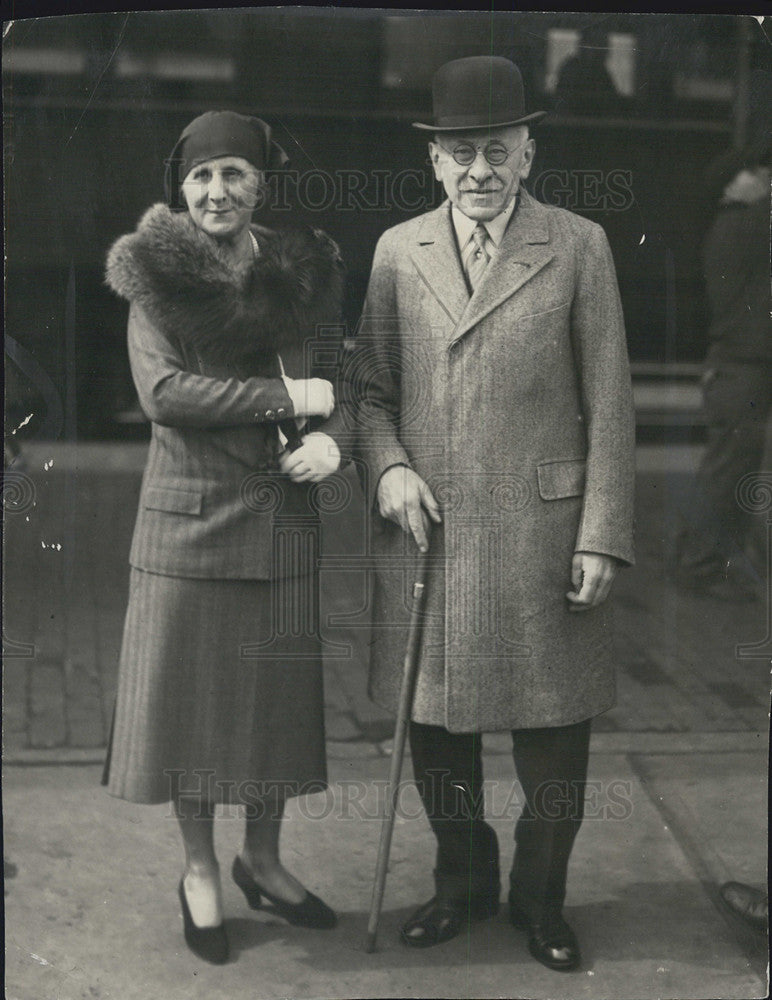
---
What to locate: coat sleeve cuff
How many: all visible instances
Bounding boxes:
[360,449,413,511]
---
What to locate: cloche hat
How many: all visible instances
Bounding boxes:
[165,110,289,211]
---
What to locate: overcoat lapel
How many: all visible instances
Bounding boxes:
[409,204,469,328]
[453,189,554,344]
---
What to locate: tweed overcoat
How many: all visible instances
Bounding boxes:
[356,189,635,732]
[106,204,350,580]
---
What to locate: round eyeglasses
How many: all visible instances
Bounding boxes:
[438,140,524,167]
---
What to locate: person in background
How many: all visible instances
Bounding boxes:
[674,140,771,602]
[554,24,622,118]
[103,111,350,963]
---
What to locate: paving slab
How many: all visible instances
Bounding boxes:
[3,750,767,1000]
[629,752,768,882]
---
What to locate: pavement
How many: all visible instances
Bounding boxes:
[3,440,770,1000]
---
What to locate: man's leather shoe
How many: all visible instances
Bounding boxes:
[720,881,768,932]
[401,892,499,948]
[401,873,499,948]
[509,896,580,971]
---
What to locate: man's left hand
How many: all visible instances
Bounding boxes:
[566,552,620,611]
[279,432,341,483]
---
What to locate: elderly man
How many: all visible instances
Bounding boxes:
[356,56,635,970]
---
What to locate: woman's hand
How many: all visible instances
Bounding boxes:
[282,377,335,419]
[279,432,341,483]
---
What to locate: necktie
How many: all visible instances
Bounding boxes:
[463,223,490,292]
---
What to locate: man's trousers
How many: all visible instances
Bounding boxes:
[408,717,592,918]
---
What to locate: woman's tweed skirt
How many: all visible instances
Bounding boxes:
[103,567,327,804]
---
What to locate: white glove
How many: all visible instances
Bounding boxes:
[281,376,335,419]
[279,432,341,483]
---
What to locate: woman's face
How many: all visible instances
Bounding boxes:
[181,156,264,240]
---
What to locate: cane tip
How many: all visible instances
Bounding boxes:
[363,932,377,953]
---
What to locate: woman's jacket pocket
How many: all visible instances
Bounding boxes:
[143,485,204,515]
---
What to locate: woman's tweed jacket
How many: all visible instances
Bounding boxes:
[106,203,349,579]
[356,189,635,732]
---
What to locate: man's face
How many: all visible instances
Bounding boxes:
[429,125,535,222]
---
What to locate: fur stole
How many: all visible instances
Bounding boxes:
[105,203,344,372]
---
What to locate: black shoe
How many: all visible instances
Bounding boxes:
[400,869,501,948]
[401,886,500,949]
[509,897,580,971]
[178,879,229,965]
[720,881,768,932]
[231,856,336,929]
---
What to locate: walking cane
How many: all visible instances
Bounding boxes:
[364,531,431,953]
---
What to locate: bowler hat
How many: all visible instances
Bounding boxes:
[413,56,547,132]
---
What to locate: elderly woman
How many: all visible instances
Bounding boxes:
[102,111,349,964]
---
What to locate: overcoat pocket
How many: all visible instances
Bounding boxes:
[536,459,586,500]
[143,485,204,515]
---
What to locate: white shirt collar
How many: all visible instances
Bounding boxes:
[451,193,519,252]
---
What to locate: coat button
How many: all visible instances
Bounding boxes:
[265,409,274,418]
[277,408,286,416]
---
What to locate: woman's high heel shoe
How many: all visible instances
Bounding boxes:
[178,879,229,964]
[232,856,337,929]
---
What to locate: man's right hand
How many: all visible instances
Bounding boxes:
[376,465,441,553]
